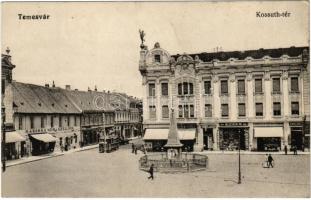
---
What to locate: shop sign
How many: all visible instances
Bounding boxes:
[289,122,303,126]
[219,122,248,127]
[26,127,76,134]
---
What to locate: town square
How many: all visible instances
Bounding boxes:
[1,1,310,198]
[2,144,310,197]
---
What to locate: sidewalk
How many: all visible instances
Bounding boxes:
[198,150,310,155]
[6,144,99,168]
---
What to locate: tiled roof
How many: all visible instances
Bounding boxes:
[63,90,115,112]
[11,82,80,114]
[108,92,142,110]
[172,46,309,62]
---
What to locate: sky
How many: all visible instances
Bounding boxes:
[2,1,309,98]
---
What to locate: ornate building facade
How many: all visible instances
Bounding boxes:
[140,41,309,152]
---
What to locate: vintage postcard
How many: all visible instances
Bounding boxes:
[1,0,310,198]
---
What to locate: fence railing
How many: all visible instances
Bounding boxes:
[139,153,208,172]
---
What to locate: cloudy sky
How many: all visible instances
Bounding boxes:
[2,1,309,98]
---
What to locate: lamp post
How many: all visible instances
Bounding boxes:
[238,129,241,184]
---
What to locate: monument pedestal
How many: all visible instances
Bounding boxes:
[193,144,204,152]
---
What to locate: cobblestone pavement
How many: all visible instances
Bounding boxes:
[1,145,310,197]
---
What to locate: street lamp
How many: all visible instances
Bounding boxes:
[238,129,241,184]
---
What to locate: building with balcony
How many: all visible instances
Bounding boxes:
[139,42,309,152]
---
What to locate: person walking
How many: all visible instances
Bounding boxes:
[284,145,288,155]
[148,164,154,180]
[135,147,138,155]
[263,154,269,168]
[267,154,274,168]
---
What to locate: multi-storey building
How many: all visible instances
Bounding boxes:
[1,50,142,160]
[64,87,115,147]
[109,92,142,141]
[140,42,309,152]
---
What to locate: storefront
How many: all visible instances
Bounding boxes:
[81,127,101,146]
[143,128,195,151]
[29,133,57,156]
[218,123,249,151]
[50,128,80,152]
[5,131,26,160]
[254,126,283,151]
[289,122,308,151]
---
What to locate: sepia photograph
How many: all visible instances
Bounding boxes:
[1,0,310,198]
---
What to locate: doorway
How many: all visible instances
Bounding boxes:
[203,128,213,150]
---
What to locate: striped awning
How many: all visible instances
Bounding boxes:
[6,132,26,143]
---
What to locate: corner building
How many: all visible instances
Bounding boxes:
[139,42,309,152]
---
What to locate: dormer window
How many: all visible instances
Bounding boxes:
[154,54,161,63]
[38,103,42,106]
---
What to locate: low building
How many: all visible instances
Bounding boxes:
[3,82,81,157]
[139,41,309,152]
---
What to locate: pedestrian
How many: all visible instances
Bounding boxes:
[293,145,298,155]
[132,143,135,153]
[148,164,154,180]
[135,147,137,155]
[264,154,269,168]
[284,145,287,155]
[267,154,274,168]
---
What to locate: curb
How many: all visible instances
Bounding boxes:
[6,153,65,168]
[6,145,99,168]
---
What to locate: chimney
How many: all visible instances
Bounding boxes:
[65,85,71,90]
[52,81,55,88]
[94,85,97,91]
[45,84,50,88]
[88,87,91,92]
[75,89,78,91]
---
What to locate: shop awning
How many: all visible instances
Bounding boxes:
[144,129,168,140]
[179,129,196,140]
[6,132,26,143]
[254,127,283,137]
[143,129,195,140]
[31,134,57,143]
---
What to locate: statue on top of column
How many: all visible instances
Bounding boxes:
[139,29,146,49]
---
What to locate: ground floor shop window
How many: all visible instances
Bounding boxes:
[30,140,55,156]
[219,128,247,150]
[257,137,281,151]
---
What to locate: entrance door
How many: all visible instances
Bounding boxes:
[203,128,213,150]
[203,133,208,150]
[291,128,303,150]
